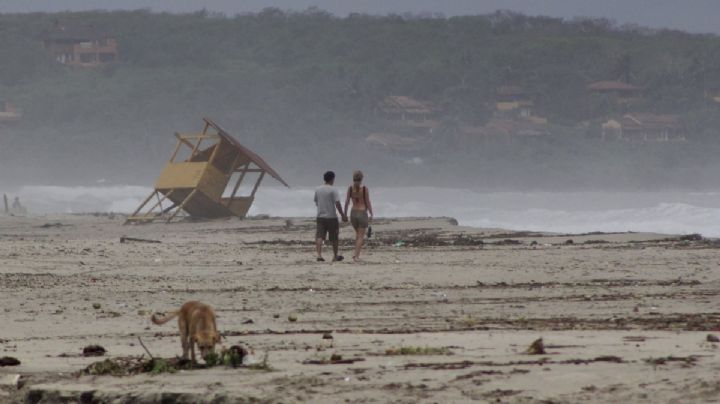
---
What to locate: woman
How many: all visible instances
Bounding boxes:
[343,170,374,262]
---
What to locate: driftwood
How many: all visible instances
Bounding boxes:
[137,336,155,360]
[120,236,161,244]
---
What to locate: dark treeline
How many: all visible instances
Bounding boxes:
[2,8,720,189]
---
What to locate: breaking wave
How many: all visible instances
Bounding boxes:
[10,185,720,237]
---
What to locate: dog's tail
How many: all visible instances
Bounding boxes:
[151,310,180,325]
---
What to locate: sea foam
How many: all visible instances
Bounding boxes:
[11,185,720,237]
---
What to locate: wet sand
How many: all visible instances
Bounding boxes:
[1,214,720,403]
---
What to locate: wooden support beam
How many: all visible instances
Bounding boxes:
[208,141,222,165]
[169,140,182,163]
[233,168,265,173]
[226,152,242,177]
[166,189,197,223]
[174,132,196,150]
[155,191,163,211]
[190,137,203,159]
[146,190,173,214]
[250,171,265,198]
[125,191,157,224]
[227,162,250,206]
[175,134,220,140]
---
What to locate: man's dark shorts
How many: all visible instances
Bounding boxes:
[316,217,339,242]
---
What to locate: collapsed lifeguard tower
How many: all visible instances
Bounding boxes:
[125,118,289,224]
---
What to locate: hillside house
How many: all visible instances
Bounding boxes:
[42,23,118,67]
[0,102,21,124]
[461,117,549,140]
[495,86,535,117]
[369,96,442,152]
[587,80,641,103]
[365,132,423,152]
[601,113,684,141]
[377,96,439,121]
[705,88,720,104]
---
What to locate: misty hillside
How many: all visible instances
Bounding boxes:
[2,8,720,189]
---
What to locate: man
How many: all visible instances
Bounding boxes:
[314,171,347,262]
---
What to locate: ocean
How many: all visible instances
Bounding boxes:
[9,185,720,237]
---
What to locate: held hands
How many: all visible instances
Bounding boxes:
[341,214,349,223]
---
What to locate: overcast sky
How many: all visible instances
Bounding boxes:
[1,0,718,34]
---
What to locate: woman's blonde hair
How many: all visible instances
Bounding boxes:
[352,170,364,182]
[352,170,363,192]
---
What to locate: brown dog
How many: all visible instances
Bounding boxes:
[151,301,221,363]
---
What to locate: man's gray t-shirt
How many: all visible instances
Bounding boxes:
[314,185,340,218]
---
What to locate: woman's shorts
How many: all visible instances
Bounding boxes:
[350,210,369,229]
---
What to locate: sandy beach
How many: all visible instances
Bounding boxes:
[1,214,720,403]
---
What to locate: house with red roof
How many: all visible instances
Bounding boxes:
[42,23,118,67]
[601,113,685,141]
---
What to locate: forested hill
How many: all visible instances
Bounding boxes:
[2,8,720,189]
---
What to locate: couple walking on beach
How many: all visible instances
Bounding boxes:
[314,170,374,262]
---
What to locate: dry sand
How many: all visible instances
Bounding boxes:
[1,214,720,403]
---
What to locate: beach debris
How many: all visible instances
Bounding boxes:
[245,353,274,371]
[0,356,20,367]
[623,336,647,342]
[38,222,69,228]
[203,352,220,366]
[583,239,609,244]
[221,345,250,368]
[494,239,521,245]
[593,355,624,363]
[84,345,254,376]
[644,356,699,367]
[432,291,448,302]
[92,303,101,310]
[120,236,161,244]
[393,240,405,247]
[385,346,451,356]
[85,358,128,376]
[526,338,546,355]
[242,319,254,324]
[288,314,298,322]
[322,332,333,340]
[136,336,155,359]
[0,374,22,390]
[83,357,184,376]
[707,334,720,343]
[565,239,574,245]
[303,355,365,365]
[82,345,107,357]
[451,234,483,246]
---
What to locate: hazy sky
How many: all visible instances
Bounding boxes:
[0,0,718,34]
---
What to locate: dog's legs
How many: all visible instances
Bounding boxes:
[190,337,196,363]
[179,316,189,360]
